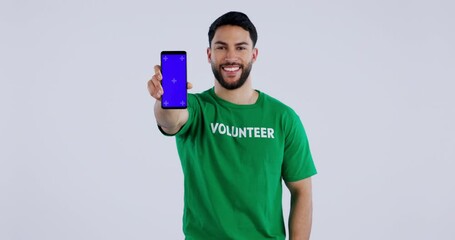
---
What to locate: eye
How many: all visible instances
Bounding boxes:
[237,46,246,51]
[216,46,226,50]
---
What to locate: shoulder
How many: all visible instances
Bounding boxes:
[260,91,299,118]
[260,91,306,136]
[187,89,211,108]
[188,88,215,103]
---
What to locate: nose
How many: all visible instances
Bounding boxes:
[225,48,237,62]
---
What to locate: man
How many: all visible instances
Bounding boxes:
[148,11,317,240]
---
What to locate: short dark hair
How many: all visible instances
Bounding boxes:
[208,11,258,47]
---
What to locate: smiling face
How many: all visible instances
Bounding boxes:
[207,25,258,90]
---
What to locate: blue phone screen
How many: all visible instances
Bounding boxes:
[161,51,187,108]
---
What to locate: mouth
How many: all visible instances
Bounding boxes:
[221,64,242,73]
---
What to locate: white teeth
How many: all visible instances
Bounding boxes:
[223,66,240,72]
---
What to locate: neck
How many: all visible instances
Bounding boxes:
[214,78,258,105]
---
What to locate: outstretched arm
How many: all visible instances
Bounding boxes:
[147,65,192,134]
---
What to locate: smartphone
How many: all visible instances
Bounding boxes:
[160,51,187,109]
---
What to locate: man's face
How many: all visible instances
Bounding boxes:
[207,25,258,90]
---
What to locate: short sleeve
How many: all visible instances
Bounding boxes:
[157,94,200,137]
[281,110,317,182]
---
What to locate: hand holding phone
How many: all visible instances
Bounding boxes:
[160,51,187,109]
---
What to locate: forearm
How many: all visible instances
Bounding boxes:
[154,100,188,134]
[288,192,313,240]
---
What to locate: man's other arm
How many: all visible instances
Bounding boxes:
[285,177,313,240]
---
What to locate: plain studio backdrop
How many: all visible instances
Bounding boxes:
[1,0,454,239]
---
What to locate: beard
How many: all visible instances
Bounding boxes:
[211,61,253,90]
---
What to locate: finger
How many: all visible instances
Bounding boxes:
[151,68,162,89]
[147,79,163,100]
[154,65,162,80]
[187,82,193,90]
[153,65,161,74]
[153,76,164,95]
[147,80,157,97]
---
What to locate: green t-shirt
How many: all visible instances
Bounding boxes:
[159,88,317,240]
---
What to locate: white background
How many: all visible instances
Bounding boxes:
[1,0,454,239]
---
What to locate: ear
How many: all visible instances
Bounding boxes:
[252,48,258,63]
[207,47,212,63]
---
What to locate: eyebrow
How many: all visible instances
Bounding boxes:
[213,41,250,46]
